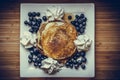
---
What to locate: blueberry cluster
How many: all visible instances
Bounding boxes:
[27,47,48,68]
[24,12,47,33]
[71,13,87,34]
[65,51,87,70]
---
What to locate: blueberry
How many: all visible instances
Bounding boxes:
[37,54,42,58]
[75,52,81,58]
[73,60,77,64]
[83,17,87,22]
[67,59,73,64]
[78,60,82,65]
[42,16,47,21]
[81,64,86,69]
[81,57,87,63]
[80,51,86,57]
[65,62,70,67]
[70,58,73,61]
[35,58,40,62]
[32,26,39,29]
[28,54,33,59]
[79,28,85,34]
[29,17,33,21]
[38,63,42,68]
[33,28,38,33]
[74,18,78,22]
[30,21,36,26]
[73,56,78,60]
[75,15,79,19]
[79,24,83,28]
[78,19,82,24]
[34,62,38,67]
[40,57,45,60]
[32,17,36,21]
[28,47,34,51]
[68,15,72,20]
[28,12,32,17]
[74,64,79,69]
[82,26,86,29]
[33,47,39,52]
[33,48,39,55]
[82,22,86,26]
[32,58,36,63]
[30,51,34,55]
[37,18,42,24]
[36,12,40,16]
[71,58,76,63]
[35,23,40,27]
[28,21,32,26]
[76,26,80,32]
[24,20,28,25]
[75,22,79,27]
[80,14,84,18]
[69,64,73,69]
[36,58,42,63]
[32,12,36,17]
[28,59,32,63]
[29,28,34,33]
[37,59,42,63]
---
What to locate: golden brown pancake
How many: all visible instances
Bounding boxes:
[37,22,77,60]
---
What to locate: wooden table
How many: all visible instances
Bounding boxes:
[0,0,120,80]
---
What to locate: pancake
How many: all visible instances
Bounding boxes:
[37,22,77,60]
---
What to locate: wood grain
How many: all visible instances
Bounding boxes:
[0,0,120,80]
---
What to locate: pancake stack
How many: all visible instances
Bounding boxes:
[37,21,77,60]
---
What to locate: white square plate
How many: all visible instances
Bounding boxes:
[20,3,95,77]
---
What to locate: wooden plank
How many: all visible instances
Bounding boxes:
[95,70,120,79]
[0,29,19,33]
[0,70,19,79]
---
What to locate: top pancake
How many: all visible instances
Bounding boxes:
[37,22,77,60]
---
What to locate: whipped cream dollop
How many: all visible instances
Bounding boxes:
[41,58,63,74]
[46,6,64,21]
[20,31,37,48]
[74,34,92,52]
